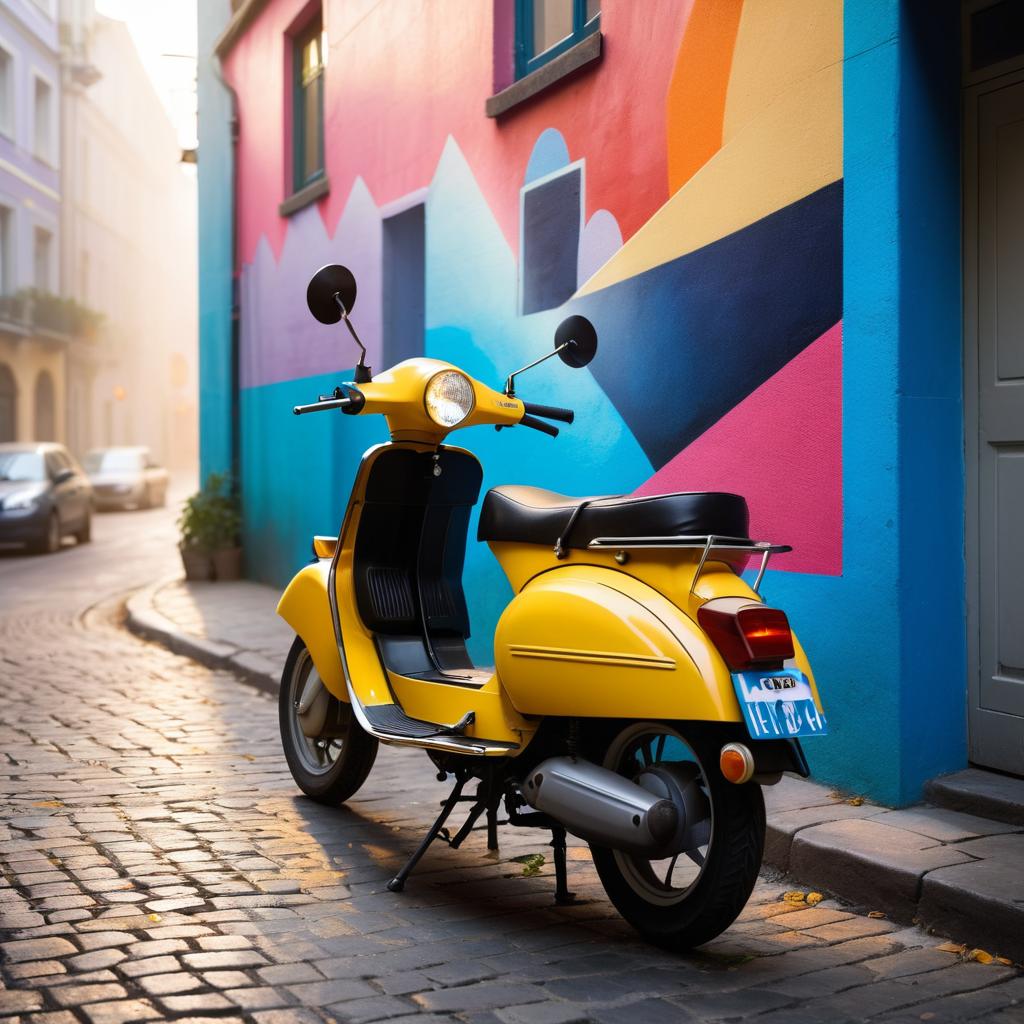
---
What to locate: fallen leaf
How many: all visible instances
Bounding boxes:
[242,754,256,762]
[920,1013,936,1020]
[847,796,864,807]
[806,892,823,906]
[868,911,886,919]
[148,913,161,922]
[33,800,63,808]
[968,949,993,964]
[936,942,966,954]
[512,853,546,877]
[995,957,1012,966]
[783,890,806,903]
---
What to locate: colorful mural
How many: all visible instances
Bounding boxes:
[215,0,875,787]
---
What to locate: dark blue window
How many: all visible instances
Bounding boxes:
[521,166,581,314]
[515,0,600,80]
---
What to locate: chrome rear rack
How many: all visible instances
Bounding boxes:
[586,534,793,595]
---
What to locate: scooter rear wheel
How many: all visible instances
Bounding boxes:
[589,722,765,950]
[279,636,378,804]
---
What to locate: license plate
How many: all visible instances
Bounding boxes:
[731,670,827,739]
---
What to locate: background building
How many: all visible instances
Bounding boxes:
[0,0,65,444]
[198,0,1023,805]
[59,0,197,469]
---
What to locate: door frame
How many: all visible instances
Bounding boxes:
[963,58,1024,768]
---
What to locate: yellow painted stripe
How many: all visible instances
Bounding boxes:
[576,61,842,297]
[507,645,675,671]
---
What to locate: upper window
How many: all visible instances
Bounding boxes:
[292,17,325,193]
[0,206,13,295]
[33,75,54,164]
[516,0,600,79]
[33,227,52,291]
[0,47,13,139]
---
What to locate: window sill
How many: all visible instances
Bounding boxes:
[279,175,329,217]
[486,31,602,119]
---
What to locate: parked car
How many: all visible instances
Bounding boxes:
[84,447,170,510]
[0,443,93,553]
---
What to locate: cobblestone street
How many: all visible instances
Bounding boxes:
[0,503,1022,1024]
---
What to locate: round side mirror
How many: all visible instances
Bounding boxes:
[306,264,357,325]
[554,315,598,368]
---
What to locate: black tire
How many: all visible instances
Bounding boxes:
[77,513,92,544]
[34,511,61,555]
[588,723,765,950]
[278,636,378,804]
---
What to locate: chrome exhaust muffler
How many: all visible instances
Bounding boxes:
[521,756,687,855]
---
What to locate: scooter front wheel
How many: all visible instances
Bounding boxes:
[279,636,378,804]
[589,722,765,950]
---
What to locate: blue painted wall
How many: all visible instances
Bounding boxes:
[197,0,236,485]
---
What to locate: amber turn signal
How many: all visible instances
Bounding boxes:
[720,742,755,784]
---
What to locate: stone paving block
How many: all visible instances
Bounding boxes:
[789,818,975,921]
[75,932,136,952]
[0,937,77,963]
[181,949,270,970]
[325,994,420,1022]
[201,970,257,989]
[117,955,184,978]
[867,806,1021,842]
[0,989,44,1014]
[67,948,127,972]
[137,972,204,996]
[157,993,233,1014]
[588,1001,695,1024]
[412,981,551,1014]
[251,1009,329,1024]
[285,978,377,1005]
[50,984,128,1007]
[222,986,293,1011]
[423,959,498,986]
[79,999,162,1024]
[919,850,1024,962]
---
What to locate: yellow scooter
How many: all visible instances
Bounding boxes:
[277,264,827,949]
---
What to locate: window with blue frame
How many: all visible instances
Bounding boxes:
[516,0,600,80]
[292,15,325,193]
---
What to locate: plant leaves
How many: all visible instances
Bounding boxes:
[936,942,966,954]
[783,890,806,903]
[806,892,823,906]
[968,949,994,964]
[868,911,886,919]
[847,796,864,806]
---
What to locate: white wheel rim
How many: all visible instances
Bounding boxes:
[605,723,715,907]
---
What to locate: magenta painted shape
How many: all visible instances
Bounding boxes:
[633,321,843,576]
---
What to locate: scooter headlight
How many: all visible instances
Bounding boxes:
[425,371,475,428]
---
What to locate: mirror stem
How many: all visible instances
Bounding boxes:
[504,342,569,396]
[335,293,372,383]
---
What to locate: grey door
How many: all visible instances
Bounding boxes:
[966,72,1024,775]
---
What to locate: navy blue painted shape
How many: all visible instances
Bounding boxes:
[568,180,843,469]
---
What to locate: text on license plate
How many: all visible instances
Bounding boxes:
[731,670,828,739]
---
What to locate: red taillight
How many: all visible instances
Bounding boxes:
[698,600,795,670]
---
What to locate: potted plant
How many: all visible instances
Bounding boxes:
[177,474,242,581]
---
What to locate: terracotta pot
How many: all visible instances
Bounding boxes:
[180,544,213,581]
[212,546,242,581]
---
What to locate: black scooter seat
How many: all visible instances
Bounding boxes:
[477,486,749,550]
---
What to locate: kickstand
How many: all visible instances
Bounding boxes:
[550,825,575,905]
[387,773,467,893]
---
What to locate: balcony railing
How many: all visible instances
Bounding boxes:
[0,290,103,341]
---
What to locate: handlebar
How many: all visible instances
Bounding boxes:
[520,401,574,424]
[520,414,559,438]
[293,397,352,415]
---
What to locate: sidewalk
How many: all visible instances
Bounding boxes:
[126,576,1024,963]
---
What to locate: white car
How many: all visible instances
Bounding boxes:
[84,446,170,510]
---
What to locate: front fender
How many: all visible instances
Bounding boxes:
[276,561,347,700]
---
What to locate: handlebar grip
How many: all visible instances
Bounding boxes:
[293,397,351,415]
[521,402,574,424]
[520,414,559,438]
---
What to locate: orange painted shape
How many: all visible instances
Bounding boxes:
[665,0,744,195]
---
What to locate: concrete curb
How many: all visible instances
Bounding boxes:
[124,576,279,697]
[124,577,1024,963]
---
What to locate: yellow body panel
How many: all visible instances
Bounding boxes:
[489,544,821,717]
[277,559,348,699]
[356,360,525,442]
